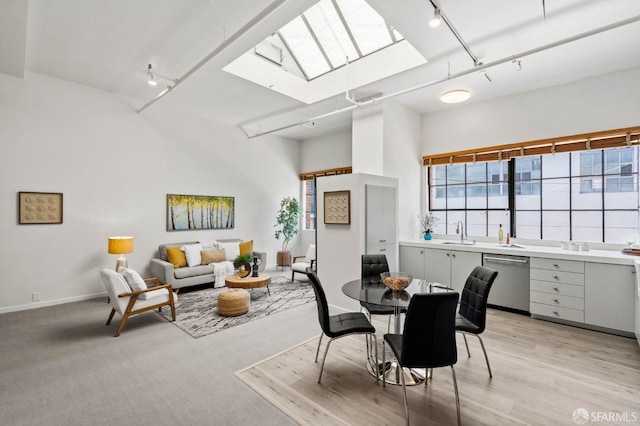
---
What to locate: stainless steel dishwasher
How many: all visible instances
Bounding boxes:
[482,253,530,313]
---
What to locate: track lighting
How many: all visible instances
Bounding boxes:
[512,59,522,71]
[147,64,157,86]
[146,64,176,87]
[429,8,442,27]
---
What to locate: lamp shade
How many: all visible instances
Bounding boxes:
[108,236,134,254]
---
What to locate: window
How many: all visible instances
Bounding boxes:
[302,179,316,230]
[428,147,639,243]
[429,161,509,238]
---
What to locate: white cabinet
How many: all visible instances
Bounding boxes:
[399,246,426,279]
[366,185,397,271]
[530,258,585,323]
[584,263,635,333]
[423,248,481,294]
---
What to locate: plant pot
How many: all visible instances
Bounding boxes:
[277,251,291,267]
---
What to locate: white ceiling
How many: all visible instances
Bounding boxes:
[5,0,640,140]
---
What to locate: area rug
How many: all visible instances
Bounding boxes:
[157,276,314,338]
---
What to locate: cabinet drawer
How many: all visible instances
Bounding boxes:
[530,291,584,310]
[530,268,584,286]
[530,302,584,323]
[530,258,584,273]
[530,280,584,298]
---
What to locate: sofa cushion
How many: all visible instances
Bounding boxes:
[166,246,187,268]
[218,241,240,261]
[174,264,215,279]
[181,243,203,267]
[239,240,253,256]
[201,248,226,264]
[200,240,218,250]
[120,268,147,292]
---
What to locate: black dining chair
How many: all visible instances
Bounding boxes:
[382,291,461,426]
[456,265,498,378]
[361,254,404,328]
[306,268,378,384]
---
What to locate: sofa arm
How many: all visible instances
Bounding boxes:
[149,258,178,287]
[252,251,267,272]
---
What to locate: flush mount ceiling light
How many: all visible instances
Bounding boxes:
[440,89,471,103]
[429,8,442,27]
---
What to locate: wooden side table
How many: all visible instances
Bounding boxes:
[225,273,271,296]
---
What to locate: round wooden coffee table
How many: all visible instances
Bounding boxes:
[225,273,271,296]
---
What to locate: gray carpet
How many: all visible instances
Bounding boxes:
[157,276,315,338]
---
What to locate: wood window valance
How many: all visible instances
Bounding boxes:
[422,126,640,166]
[299,166,352,181]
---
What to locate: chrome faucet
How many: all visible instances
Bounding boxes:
[456,221,465,243]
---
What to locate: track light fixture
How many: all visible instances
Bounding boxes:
[512,59,522,71]
[429,8,442,27]
[146,64,177,87]
[147,64,157,86]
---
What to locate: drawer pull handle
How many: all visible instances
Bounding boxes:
[553,274,559,279]
[447,253,450,257]
[553,310,559,316]
[452,254,456,258]
[380,248,387,252]
[553,298,559,303]
[380,239,386,243]
[553,286,559,291]
[553,263,559,267]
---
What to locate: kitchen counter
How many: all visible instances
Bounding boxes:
[399,239,636,266]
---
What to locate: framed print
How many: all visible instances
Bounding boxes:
[324,190,350,225]
[167,194,235,231]
[18,192,63,224]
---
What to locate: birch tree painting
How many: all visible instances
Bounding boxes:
[167,194,235,231]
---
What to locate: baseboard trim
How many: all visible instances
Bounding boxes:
[0,292,107,314]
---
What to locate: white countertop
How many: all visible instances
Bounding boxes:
[399,239,637,266]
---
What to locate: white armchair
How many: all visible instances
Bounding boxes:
[291,244,316,281]
[99,268,177,337]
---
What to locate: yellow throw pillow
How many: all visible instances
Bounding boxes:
[239,240,253,256]
[201,248,227,264]
[166,246,187,268]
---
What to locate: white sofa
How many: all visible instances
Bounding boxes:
[149,239,266,290]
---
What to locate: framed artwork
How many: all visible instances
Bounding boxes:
[324,190,350,225]
[18,192,63,224]
[167,194,235,231]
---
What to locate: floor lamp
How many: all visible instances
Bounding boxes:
[108,236,134,271]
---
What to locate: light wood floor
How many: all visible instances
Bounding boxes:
[236,309,640,425]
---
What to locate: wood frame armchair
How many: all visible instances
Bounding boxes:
[291,243,316,281]
[100,269,177,337]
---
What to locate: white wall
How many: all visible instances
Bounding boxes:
[316,173,397,312]
[382,100,423,240]
[423,67,640,153]
[296,129,352,256]
[0,72,300,312]
[352,105,384,175]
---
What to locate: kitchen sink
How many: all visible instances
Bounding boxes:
[440,241,476,246]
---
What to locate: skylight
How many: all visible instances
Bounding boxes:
[223,0,426,105]
[272,0,404,80]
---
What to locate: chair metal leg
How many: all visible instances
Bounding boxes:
[451,366,461,426]
[462,332,470,357]
[382,340,386,388]
[371,334,379,383]
[318,337,334,383]
[476,334,493,378]
[400,361,409,426]
[315,332,324,362]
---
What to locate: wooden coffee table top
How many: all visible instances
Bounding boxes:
[225,273,271,289]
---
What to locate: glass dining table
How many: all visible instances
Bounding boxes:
[342,278,454,386]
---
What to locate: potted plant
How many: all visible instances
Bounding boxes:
[274,197,301,268]
[233,253,254,277]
